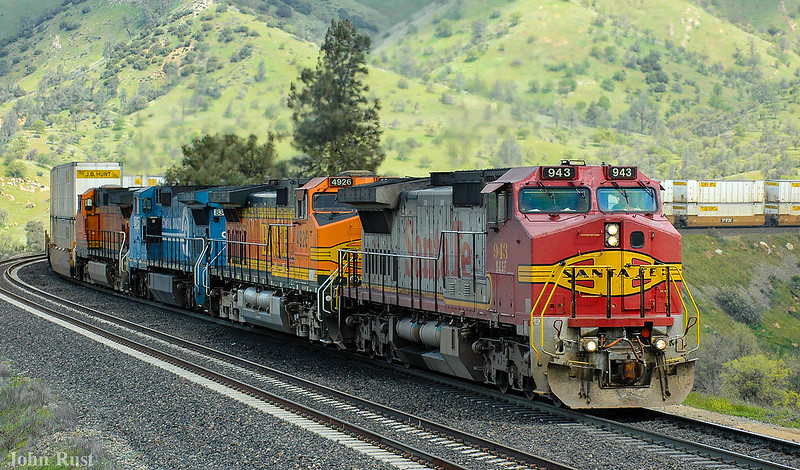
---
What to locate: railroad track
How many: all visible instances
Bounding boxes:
[3,255,571,470]
[380,361,800,470]
[14,256,800,469]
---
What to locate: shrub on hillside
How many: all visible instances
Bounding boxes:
[5,161,26,178]
[721,354,792,407]
[715,286,762,326]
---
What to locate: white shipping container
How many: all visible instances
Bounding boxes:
[49,162,122,249]
[659,180,674,203]
[765,180,800,216]
[670,180,689,216]
[688,180,764,204]
[658,180,673,217]
[678,180,764,217]
[672,180,689,203]
[688,203,763,217]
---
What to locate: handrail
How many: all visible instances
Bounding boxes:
[528,263,569,364]
[192,237,210,297]
[201,238,228,297]
[336,231,487,316]
[117,231,127,282]
[204,240,228,297]
[266,223,293,275]
[628,263,700,349]
[649,264,701,351]
[317,259,348,322]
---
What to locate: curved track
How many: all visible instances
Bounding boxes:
[4,255,572,470]
[13,255,800,469]
[379,362,800,470]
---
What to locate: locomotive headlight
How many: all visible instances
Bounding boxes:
[583,338,598,353]
[654,338,668,351]
[605,223,621,247]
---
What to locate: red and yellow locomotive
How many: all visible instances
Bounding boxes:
[338,162,699,408]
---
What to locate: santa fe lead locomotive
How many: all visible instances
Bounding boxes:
[48,161,699,409]
[336,163,698,408]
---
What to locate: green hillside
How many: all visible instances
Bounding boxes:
[1,0,800,180]
[682,232,800,424]
[0,0,63,41]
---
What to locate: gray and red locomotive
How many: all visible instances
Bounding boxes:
[336,163,698,408]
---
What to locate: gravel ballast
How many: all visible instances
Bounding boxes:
[1,270,394,469]
[12,261,800,469]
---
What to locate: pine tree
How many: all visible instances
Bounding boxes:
[165,133,278,185]
[288,20,384,175]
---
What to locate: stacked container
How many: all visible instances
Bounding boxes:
[671,180,764,227]
[123,174,165,187]
[765,180,800,226]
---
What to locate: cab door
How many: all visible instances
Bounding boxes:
[84,195,100,249]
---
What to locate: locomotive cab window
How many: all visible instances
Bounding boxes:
[84,198,93,211]
[486,188,510,225]
[518,188,590,213]
[597,187,657,213]
[141,197,152,213]
[312,193,354,212]
[295,192,307,219]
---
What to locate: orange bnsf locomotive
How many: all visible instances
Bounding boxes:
[336,162,699,408]
[208,173,382,341]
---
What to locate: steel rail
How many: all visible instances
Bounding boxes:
[364,357,800,470]
[30,253,800,469]
[1,256,459,470]
[13,256,573,470]
[640,408,800,458]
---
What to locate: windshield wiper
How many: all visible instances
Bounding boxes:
[569,182,586,199]
[611,182,629,203]
[537,182,555,200]
[638,182,655,201]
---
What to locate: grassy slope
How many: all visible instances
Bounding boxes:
[3,0,800,182]
[378,0,800,112]
[682,231,800,355]
[682,230,800,425]
[0,161,50,247]
[702,0,800,32]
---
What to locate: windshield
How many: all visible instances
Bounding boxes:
[519,188,591,213]
[597,187,658,213]
[312,192,353,212]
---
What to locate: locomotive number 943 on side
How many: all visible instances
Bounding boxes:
[48,162,700,409]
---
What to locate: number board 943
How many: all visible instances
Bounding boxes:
[541,166,576,180]
[328,177,354,187]
[607,166,637,179]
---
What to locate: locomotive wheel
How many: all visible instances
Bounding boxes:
[366,340,376,359]
[496,371,510,394]
[385,343,396,364]
[523,377,536,400]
